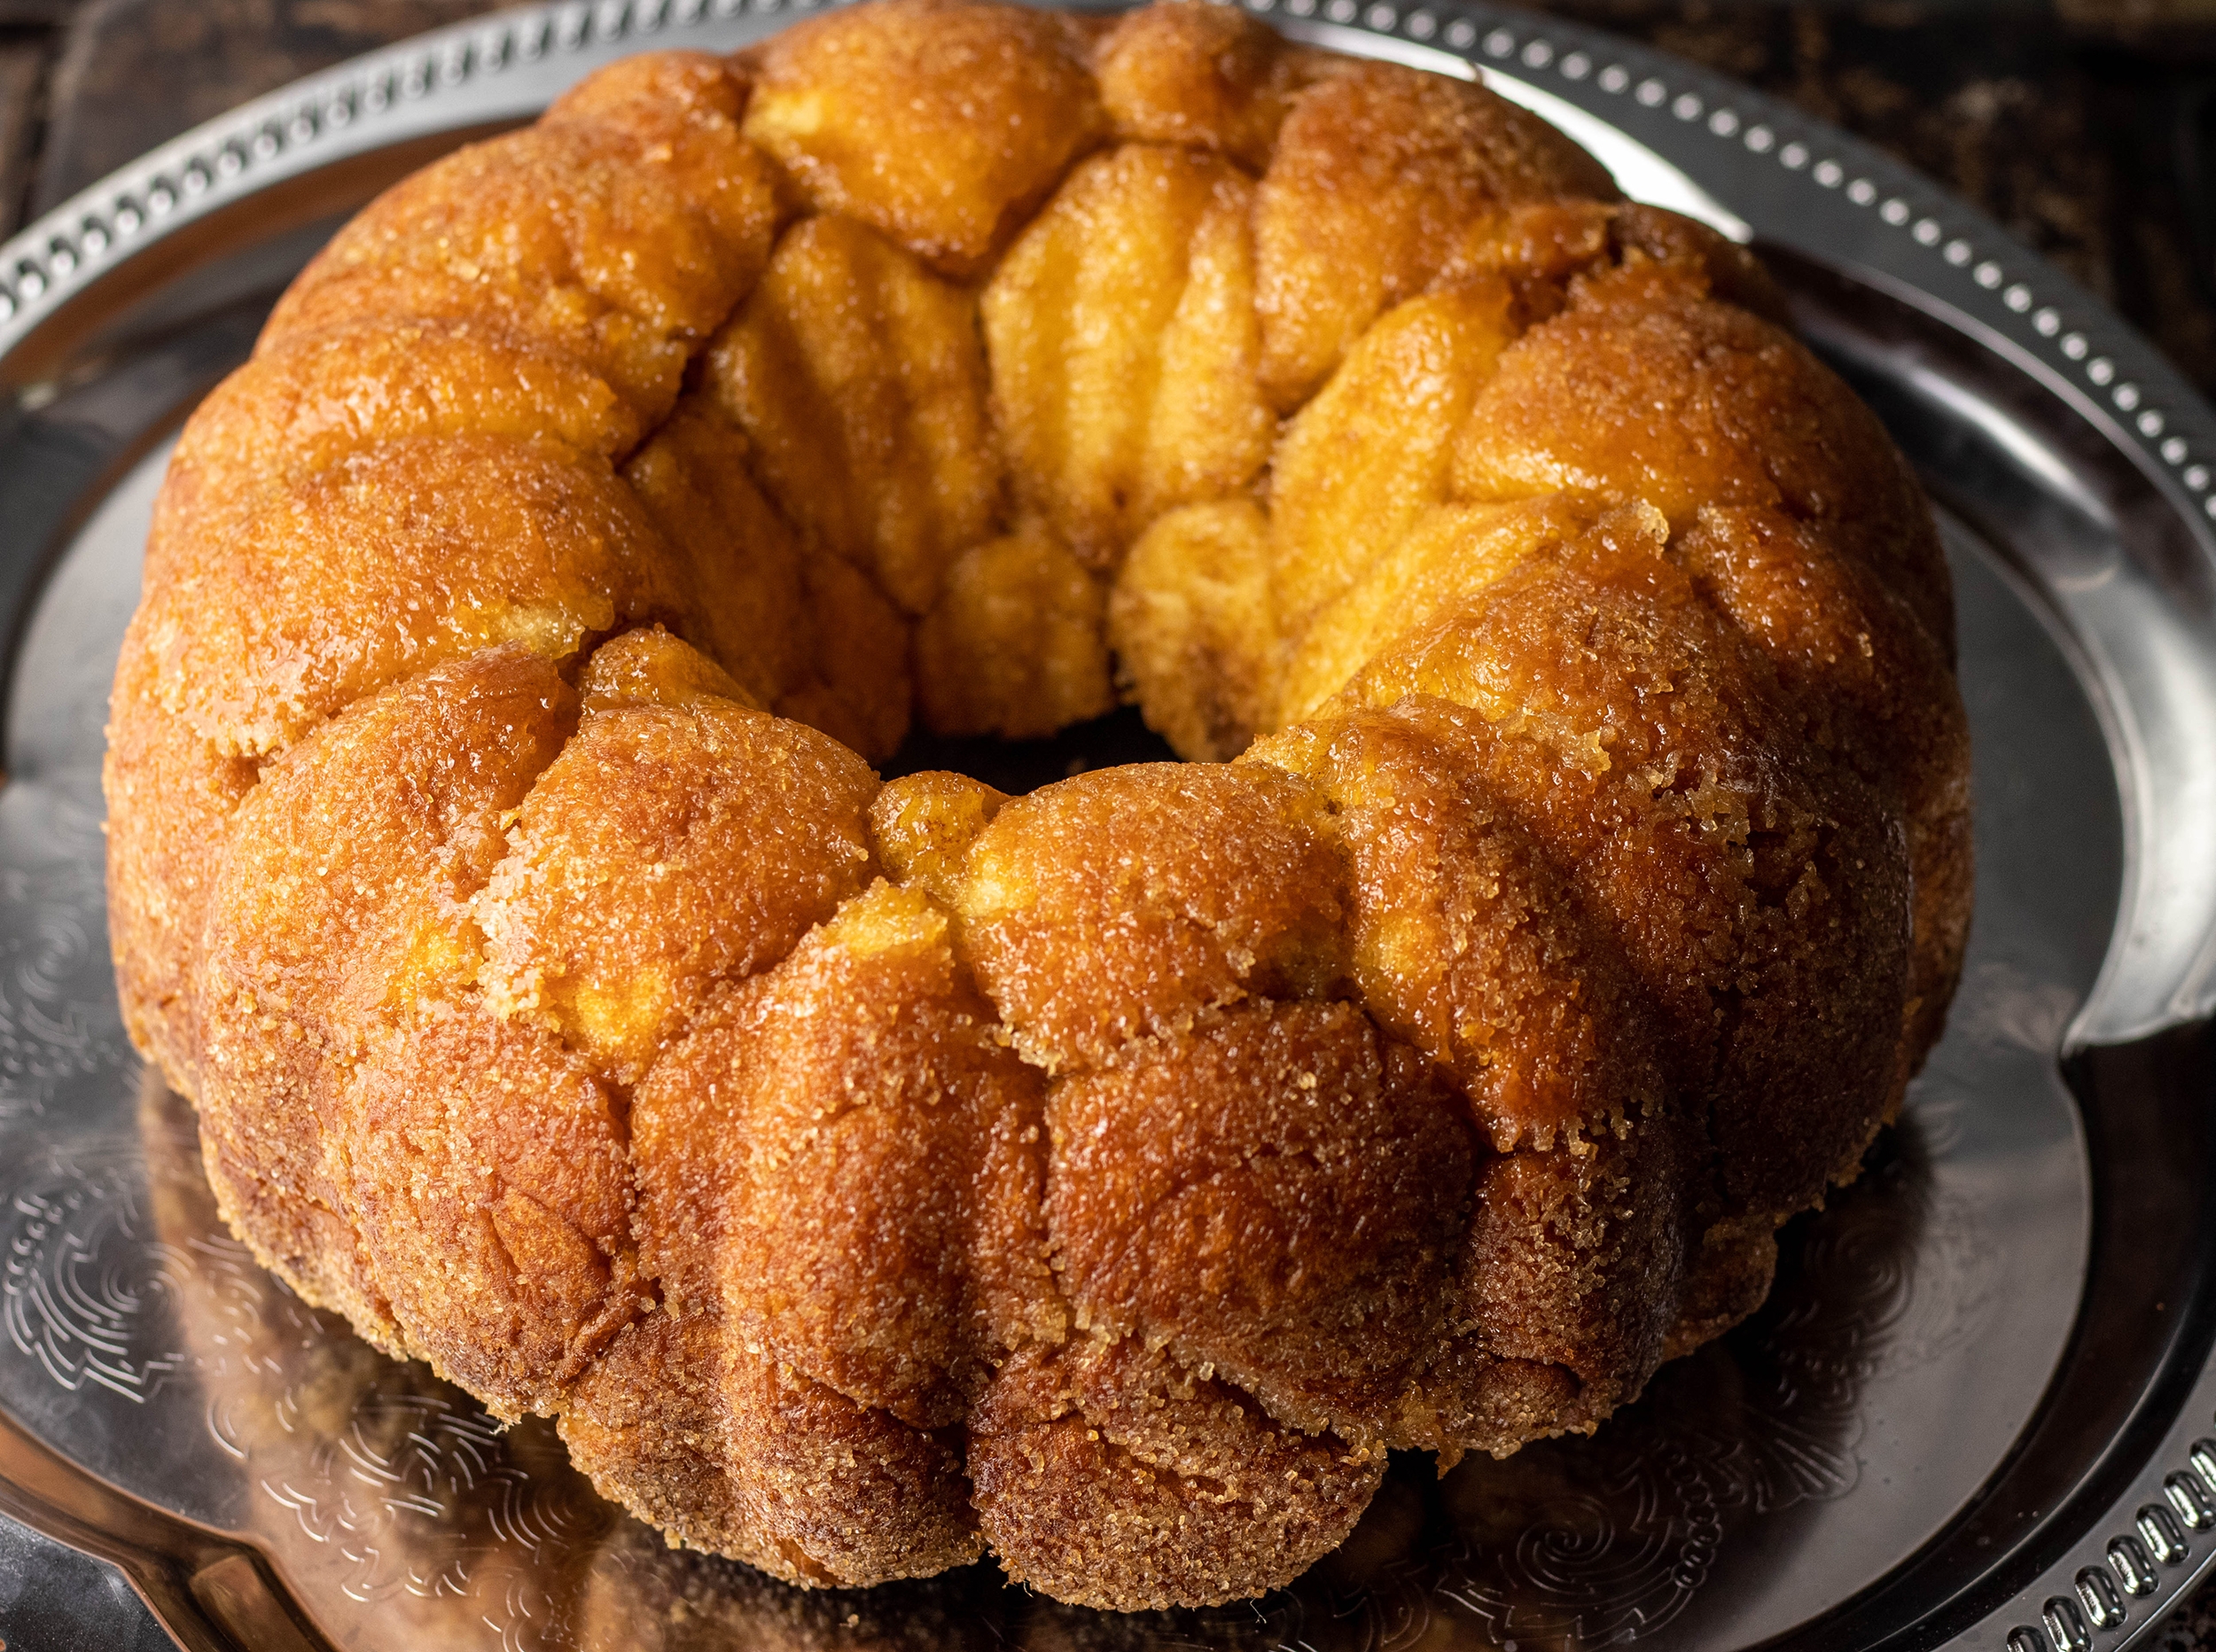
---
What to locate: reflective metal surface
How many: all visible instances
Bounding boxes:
[0,4,2207,1649]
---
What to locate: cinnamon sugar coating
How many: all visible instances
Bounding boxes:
[105,0,1969,1613]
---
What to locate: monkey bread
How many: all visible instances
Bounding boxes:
[103,0,1970,1611]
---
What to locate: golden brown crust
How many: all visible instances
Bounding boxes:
[561,1309,773,1569]
[1455,258,1953,645]
[1046,1001,1471,1444]
[704,212,1000,617]
[1110,498,1276,761]
[916,525,1115,739]
[1454,1110,1690,1407]
[741,0,1106,278]
[103,630,256,1094]
[1094,2,1330,170]
[1249,704,1666,1156]
[956,763,1350,1072]
[473,687,878,1083]
[1254,59,1620,407]
[195,647,576,1320]
[1674,501,1971,1083]
[635,881,1058,1428]
[105,1,1970,1612]
[983,143,1272,572]
[137,432,681,760]
[339,998,641,1416]
[869,771,1010,907]
[268,51,778,418]
[1265,280,1520,636]
[722,1350,984,1586]
[970,1338,1384,1610]
[1341,515,1912,1223]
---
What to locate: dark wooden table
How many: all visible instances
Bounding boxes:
[0,0,2210,1645]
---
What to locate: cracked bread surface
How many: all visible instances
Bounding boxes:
[104,0,1970,1612]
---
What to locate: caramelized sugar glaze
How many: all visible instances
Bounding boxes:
[103,0,1970,1609]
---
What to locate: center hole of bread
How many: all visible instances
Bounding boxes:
[880,704,1182,795]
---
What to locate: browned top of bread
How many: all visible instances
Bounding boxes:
[104,0,1970,1613]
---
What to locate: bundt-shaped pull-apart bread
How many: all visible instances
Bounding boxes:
[104,0,1970,1611]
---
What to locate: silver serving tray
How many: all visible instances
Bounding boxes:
[0,3,2212,1648]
